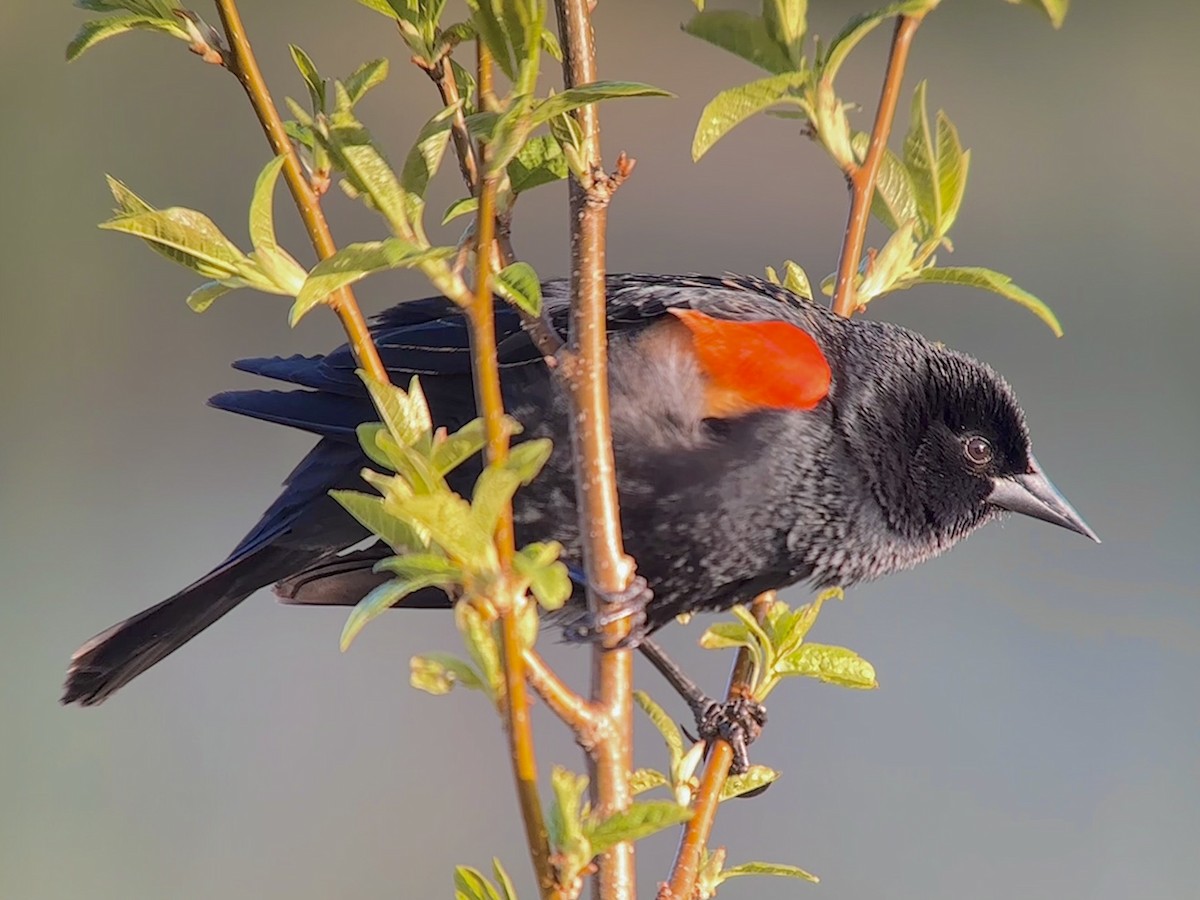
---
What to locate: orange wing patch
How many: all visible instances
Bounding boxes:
[668,307,831,418]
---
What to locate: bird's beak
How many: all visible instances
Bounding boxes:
[987,457,1100,543]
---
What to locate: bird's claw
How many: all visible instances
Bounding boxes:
[562,576,653,649]
[695,694,768,776]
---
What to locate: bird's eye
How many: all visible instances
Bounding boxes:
[963,435,993,466]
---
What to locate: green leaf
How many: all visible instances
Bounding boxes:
[721,764,780,800]
[851,133,918,232]
[721,861,819,884]
[100,207,250,281]
[430,417,511,475]
[934,110,970,236]
[493,262,543,316]
[250,244,307,297]
[858,218,917,302]
[66,12,188,62]
[774,642,878,688]
[683,10,793,74]
[453,866,503,900]
[765,259,813,300]
[354,0,404,20]
[456,601,502,701]
[469,0,517,79]
[692,71,808,161]
[586,801,693,856]
[763,0,807,68]
[513,542,571,611]
[402,492,496,567]
[400,103,458,225]
[471,439,553,537]
[442,197,479,225]
[291,239,454,324]
[539,26,562,61]
[903,81,940,237]
[698,620,754,651]
[317,89,412,237]
[895,266,1063,336]
[548,766,590,853]
[345,57,389,106]
[507,135,568,195]
[532,81,673,128]
[330,489,426,554]
[634,690,685,763]
[105,175,154,216]
[248,155,287,252]
[630,768,669,795]
[360,371,432,450]
[820,1,935,81]
[289,44,325,112]
[341,571,455,649]
[492,859,518,900]
[410,651,482,694]
[1006,0,1068,28]
[186,281,233,313]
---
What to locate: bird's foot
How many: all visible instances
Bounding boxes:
[693,692,768,776]
[562,576,653,649]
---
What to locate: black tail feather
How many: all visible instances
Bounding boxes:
[62,545,313,706]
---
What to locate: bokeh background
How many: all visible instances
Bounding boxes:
[2,1,1198,898]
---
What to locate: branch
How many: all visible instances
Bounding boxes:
[659,592,774,900]
[831,14,923,318]
[211,0,387,384]
[468,43,558,900]
[524,647,601,739]
[553,1,638,897]
[426,55,480,194]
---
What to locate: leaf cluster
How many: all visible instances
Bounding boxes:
[686,0,1064,334]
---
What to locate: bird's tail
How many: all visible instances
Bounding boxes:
[62,544,313,706]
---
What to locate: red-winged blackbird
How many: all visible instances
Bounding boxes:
[62,274,1097,707]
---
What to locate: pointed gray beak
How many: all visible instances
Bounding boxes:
[987,457,1100,543]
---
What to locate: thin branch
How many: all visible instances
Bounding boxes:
[427,55,480,194]
[554,2,637,898]
[211,0,387,384]
[524,647,601,739]
[468,43,557,900]
[659,592,774,900]
[831,14,923,318]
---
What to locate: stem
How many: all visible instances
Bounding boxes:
[524,647,601,738]
[831,15,923,318]
[212,0,387,384]
[429,55,480,194]
[554,1,637,897]
[468,43,557,900]
[660,593,774,900]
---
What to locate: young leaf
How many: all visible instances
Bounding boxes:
[186,281,234,313]
[456,601,502,701]
[531,82,673,128]
[66,12,188,62]
[400,104,459,225]
[471,439,554,538]
[106,174,154,216]
[492,859,518,900]
[858,218,917,302]
[430,417,514,475]
[402,492,497,568]
[774,642,878,688]
[763,0,808,68]
[289,44,325,112]
[934,110,970,236]
[442,197,479,225]
[634,690,685,764]
[721,861,819,884]
[548,767,590,854]
[344,58,389,106]
[99,206,250,281]
[765,260,813,300]
[507,135,567,195]
[330,490,426,554]
[820,0,936,81]
[720,764,780,801]
[698,620,754,652]
[894,266,1063,336]
[683,10,794,74]
[1007,0,1068,29]
[341,572,455,650]
[493,262,543,316]
[360,372,432,449]
[248,155,287,252]
[410,652,483,694]
[512,542,571,611]
[586,801,693,856]
[291,240,454,324]
[692,71,808,161]
[903,81,941,237]
[453,866,503,900]
[630,768,670,796]
[851,133,919,232]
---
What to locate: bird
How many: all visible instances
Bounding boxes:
[62,273,1097,717]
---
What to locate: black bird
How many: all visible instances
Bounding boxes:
[63,274,1097,717]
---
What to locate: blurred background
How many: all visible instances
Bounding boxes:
[2,1,1198,898]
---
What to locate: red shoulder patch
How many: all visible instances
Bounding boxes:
[669,307,831,418]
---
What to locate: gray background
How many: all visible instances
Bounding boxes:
[2,1,1197,898]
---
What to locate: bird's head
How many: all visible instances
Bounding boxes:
[838,328,1098,553]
